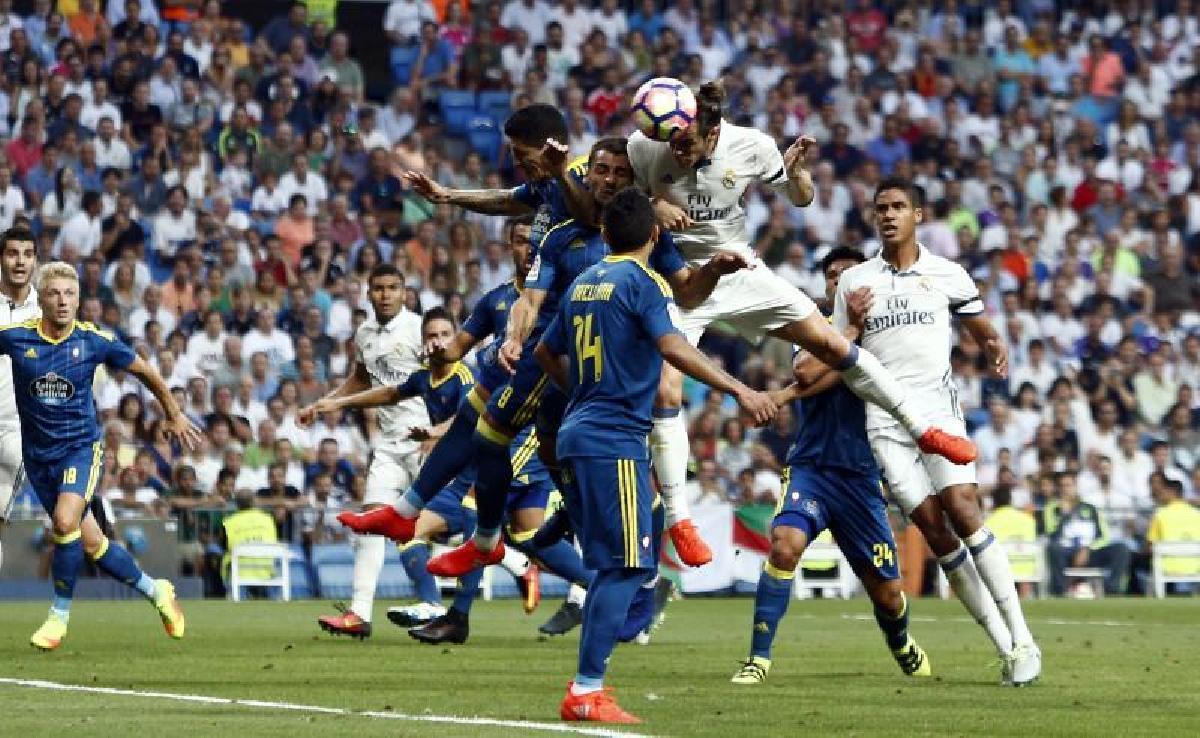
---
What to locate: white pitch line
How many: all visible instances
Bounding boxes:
[0,677,652,738]
[839,613,1133,627]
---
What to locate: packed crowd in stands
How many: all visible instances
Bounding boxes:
[2,0,1199,596]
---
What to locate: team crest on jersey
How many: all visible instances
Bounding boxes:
[801,498,819,517]
[722,169,737,189]
[31,372,75,404]
[918,277,933,291]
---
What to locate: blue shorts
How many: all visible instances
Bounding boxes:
[507,472,554,514]
[480,339,550,439]
[565,456,656,571]
[425,475,477,540]
[26,442,105,515]
[774,464,899,581]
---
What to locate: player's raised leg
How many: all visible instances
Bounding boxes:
[387,510,451,628]
[650,365,712,566]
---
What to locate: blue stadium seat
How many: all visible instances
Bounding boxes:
[390,46,420,85]
[467,117,503,163]
[476,90,512,125]
[287,544,315,599]
[316,560,414,600]
[439,90,477,136]
[311,543,354,566]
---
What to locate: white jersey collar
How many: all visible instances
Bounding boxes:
[0,284,36,310]
[879,242,930,276]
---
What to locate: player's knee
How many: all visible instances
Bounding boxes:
[939,485,983,537]
[769,529,805,572]
[870,580,905,615]
[909,501,959,556]
[50,512,80,539]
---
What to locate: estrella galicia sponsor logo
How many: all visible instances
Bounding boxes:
[31,372,75,404]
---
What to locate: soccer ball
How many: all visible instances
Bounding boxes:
[631,78,697,142]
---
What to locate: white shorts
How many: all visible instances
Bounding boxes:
[363,447,422,507]
[678,266,817,345]
[0,429,22,520]
[869,418,977,516]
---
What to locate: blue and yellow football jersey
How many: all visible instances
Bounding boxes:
[396,361,475,426]
[0,319,136,463]
[511,155,588,251]
[543,256,682,461]
[526,218,686,338]
[462,280,521,395]
[785,380,881,478]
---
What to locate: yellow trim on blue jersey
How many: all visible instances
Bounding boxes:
[602,255,674,297]
[512,374,550,428]
[429,361,467,389]
[764,560,797,580]
[36,320,78,345]
[83,442,104,502]
[0,318,36,333]
[90,536,110,561]
[476,416,515,446]
[456,364,475,387]
[467,386,488,415]
[399,539,428,552]
[511,432,540,475]
[462,495,478,511]
[77,321,115,341]
[541,218,576,247]
[774,467,791,518]
[53,529,82,545]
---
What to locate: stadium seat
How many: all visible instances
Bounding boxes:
[793,538,856,599]
[390,46,419,85]
[1150,542,1200,597]
[439,90,477,136]
[228,542,291,602]
[467,117,503,163]
[311,543,355,566]
[476,90,512,125]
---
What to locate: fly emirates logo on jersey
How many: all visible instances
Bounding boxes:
[683,193,734,223]
[862,295,936,334]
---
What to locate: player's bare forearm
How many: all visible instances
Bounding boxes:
[671,254,752,309]
[960,315,1008,375]
[787,168,814,207]
[326,385,404,411]
[505,289,544,346]
[126,357,183,419]
[424,418,453,441]
[793,324,859,389]
[556,169,597,224]
[325,362,373,400]
[448,189,531,215]
[534,342,568,390]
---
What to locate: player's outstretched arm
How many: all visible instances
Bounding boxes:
[499,288,547,373]
[298,361,372,427]
[533,341,569,391]
[402,170,533,216]
[782,135,817,207]
[427,330,480,363]
[669,252,753,309]
[126,356,204,449]
[657,333,777,426]
[314,384,408,415]
[958,315,1009,379]
[409,418,453,442]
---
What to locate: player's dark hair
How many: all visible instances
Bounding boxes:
[588,137,628,167]
[601,187,655,253]
[367,263,402,286]
[82,190,102,211]
[505,214,533,239]
[503,104,568,146]
[0,225,37,256]
[697,79,725,136]
[820,246,866,274]
[873,176,924,208]
[421,305,456,330]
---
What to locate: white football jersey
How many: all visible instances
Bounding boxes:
[833,245,983,431]
[628,121,789,266]
[354,309,429,455]
[0,286,39,433]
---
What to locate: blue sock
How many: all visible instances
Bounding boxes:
[411,407,480,504]
[399,542,441,604]
[452,567,484,614]
[750,562,795,660]
[472,430,513,536]
[527,539,594,588]
[873,593,910,651]
[51,531,84,617]
[575,567,647,687]
[91,537,157,600]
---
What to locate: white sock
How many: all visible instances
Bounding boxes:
[567,583,587,606]
[939,543,1013,655]
[348,534,387,623]
[840,346,929,437]
[393,487,421,517]
[965,528,1035,646]
[650,412,691,525]
[499,546,529,578]
[570,681,601,696]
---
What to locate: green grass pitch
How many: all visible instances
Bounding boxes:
[0,597,1197,736]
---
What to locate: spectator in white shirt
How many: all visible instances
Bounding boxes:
[241,308,296,367]
[551,0,595,50]
[378,88,415,146]
[1010,338,1059,399]
[127,284,177,340]
[187,309,229,378]
[384,0,435,45]
[973,396,1029,470]
[500,0,551,45]
[276,153,328,217]
[54,190,103,262]
[81,78,121,131]
[153,186,198,260]
[501,28,534,84]
[92,116,131,170]
[0,163,25,231]
[591,0,628,46]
